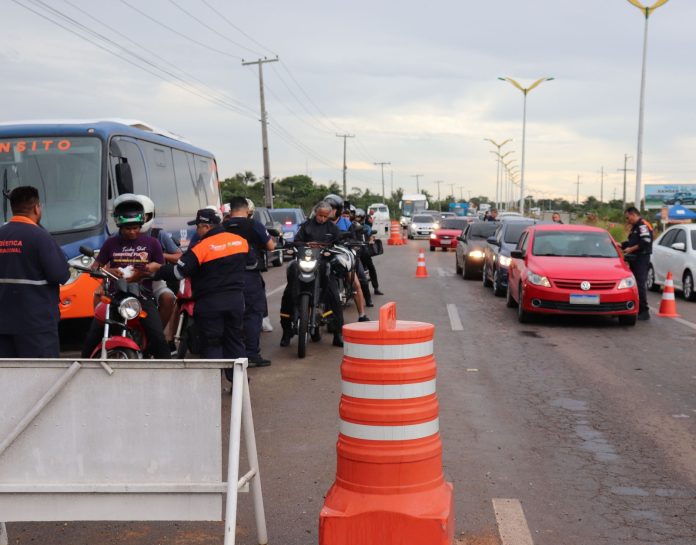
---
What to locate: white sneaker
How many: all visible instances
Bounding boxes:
[262,316,274,332]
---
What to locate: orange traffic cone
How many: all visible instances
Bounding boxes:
[657,271,680,318]
[319,302,454,545]
[415,248,429,278]
[387,220,404,246]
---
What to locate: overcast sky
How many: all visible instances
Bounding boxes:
[3,0,695,203]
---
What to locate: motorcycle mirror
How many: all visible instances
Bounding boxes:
[79,245,95,257]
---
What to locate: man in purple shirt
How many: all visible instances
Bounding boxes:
[80,196,170,359]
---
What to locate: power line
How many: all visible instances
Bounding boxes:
[13,0,259,121]
[59,0,257,117]
[166,0,265,58]
[199,0,278,57]
[117,0,242,60]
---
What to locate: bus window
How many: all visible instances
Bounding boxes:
[113,139,148,196]
[172,149,198,215]
[195,156,213,204]
[143,142,179,215]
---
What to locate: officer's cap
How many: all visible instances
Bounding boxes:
[188,208,221,226]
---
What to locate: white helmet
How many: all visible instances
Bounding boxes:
[134,194,155,231]
[205,204,223,221]
[245,198,256,215]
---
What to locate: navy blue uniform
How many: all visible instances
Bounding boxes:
[621,218,653,314]
[0,216,70,357]
[156,226,248,359]
[224,217,272,359]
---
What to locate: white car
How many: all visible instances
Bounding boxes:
[648,224,696,301]
[408,214,438,239]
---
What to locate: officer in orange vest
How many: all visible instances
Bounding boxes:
[0,186,69,357]
[146,208,249,359]
[622,206,653,320]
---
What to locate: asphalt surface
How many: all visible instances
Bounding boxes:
[8,241,696,545]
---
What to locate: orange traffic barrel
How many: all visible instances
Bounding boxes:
[319,302,454,545]
[415,248,429,278]
[657,271,680,317]
[387,220,404,246]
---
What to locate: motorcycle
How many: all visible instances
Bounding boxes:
[74,245,149,359]
[171,277,199,358]
[290,241,332,358]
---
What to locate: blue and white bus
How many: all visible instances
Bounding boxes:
[0,119,221,320]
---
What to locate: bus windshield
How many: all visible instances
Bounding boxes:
[402,200,425,218]
[0,136,102,233]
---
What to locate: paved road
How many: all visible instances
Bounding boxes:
[8,241,696,544]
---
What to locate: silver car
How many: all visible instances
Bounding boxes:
[408,214,438,239]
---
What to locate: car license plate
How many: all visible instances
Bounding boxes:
[569,294,599,305]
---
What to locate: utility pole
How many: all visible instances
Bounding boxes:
[458,186,465,201]
[433,180,443,205]
[617,154,634,209]
[390,167,393,196]
[336,134,355,199]
[373,162,391,202]
[411,174,423,193]
[600,166,605,203]
[242,56,279,208]
[449,184,455,201]
[575,175,582,205]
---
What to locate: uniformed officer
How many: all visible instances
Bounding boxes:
[0,186,70,357]
[224,196,275,367]
[621,206,653,320]
[146,208,248,359]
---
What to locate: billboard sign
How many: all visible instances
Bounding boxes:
[644,184,696,210]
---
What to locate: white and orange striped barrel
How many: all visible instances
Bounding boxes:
[387,220,404,245]
[320,302,453,544]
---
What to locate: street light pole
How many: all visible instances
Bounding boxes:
[499,77,554,215]
[411,174,424,193]
[484,138,512,208]
[374,162,391,202]
[336,134,355,200]
[626,0,670,209]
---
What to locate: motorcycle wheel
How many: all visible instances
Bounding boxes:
[106,347,139,359]
[298,293,310,358]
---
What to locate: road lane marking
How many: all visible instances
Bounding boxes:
[493,498,535,545]
[650,308,696,331]
[266,283,287,297]
[447,304,463,331]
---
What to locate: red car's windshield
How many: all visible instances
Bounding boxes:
[532,231,618,258]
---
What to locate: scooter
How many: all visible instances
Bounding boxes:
[171,277,199,358]
[74,246,149,359]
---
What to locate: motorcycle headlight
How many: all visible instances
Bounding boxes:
[618,276,636,289]
[468,250,485,259]
[527,271,551,287]
[118,297,142,320]
[498,255,512,267]
[299,259,317,272]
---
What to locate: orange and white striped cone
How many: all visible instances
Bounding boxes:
[657,271,680,318]
[319,303,454,545]
[415,248,429,278]
[387,220,404,246]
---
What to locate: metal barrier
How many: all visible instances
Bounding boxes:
[0,358,267,545]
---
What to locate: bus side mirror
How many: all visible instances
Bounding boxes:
[115,162,134,194]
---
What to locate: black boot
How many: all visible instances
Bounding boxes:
[280,327,293,347]
[333,333,344,347]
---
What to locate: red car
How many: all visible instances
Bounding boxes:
[430,218,471,251]
[506,224,639,326]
